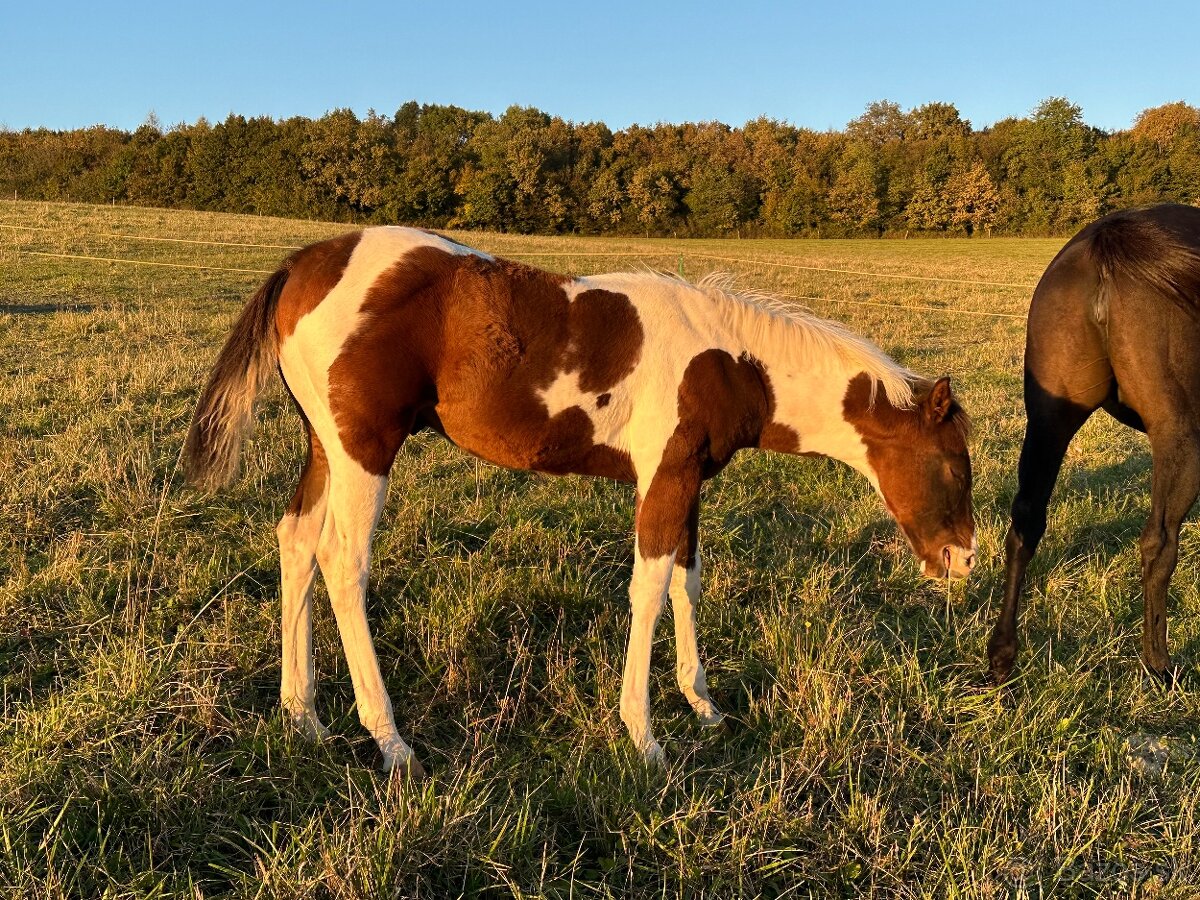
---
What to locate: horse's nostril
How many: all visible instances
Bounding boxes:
[942,546,976,574]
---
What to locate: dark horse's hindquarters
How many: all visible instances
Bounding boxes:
[991,203,1200,683]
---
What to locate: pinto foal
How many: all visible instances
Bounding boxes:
[186,228,976,775]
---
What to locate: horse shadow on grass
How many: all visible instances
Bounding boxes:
[0,299,95,315]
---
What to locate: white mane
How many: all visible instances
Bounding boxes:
[685,272,917,408]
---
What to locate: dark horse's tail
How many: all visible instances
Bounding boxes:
[183,265,291,490]
[1087,205,1200,317]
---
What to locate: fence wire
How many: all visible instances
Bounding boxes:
[3,222,1031,320]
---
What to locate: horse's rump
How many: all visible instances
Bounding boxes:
[1085,204,1200,318]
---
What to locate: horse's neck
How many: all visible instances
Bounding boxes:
[731,315,877,477]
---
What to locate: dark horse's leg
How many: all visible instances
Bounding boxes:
[989,385,1098,682]
[1138,427,1200,681]
[989,243,1115,684]
[1105,283,1200,682]
[1106,288,1200,682]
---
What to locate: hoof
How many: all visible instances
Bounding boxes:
[1144,663,1182,690]
[285,707,330,742]
[640,740,666,769]
[381,750,426,780]
[377,734,424,779]
[691,699,725,729]
[987,643,1016,686]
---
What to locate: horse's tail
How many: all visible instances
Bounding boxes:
[184,265,291,490]
[1087,209,1200,318]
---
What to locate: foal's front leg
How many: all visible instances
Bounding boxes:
[669,498,723,726]
[621,474,700,765]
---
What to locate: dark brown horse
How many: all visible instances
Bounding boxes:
[990,203,1200,684]
[186,227,976,776]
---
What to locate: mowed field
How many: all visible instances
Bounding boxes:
[3,200,1199,898]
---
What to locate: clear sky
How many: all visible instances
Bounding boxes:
[4,0,1198,133]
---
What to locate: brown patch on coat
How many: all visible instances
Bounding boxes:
[637,349,774,559]
[842,372,973,571]
[275,231,363,340]
[323,245,641,481]
[759,421,800,453]
[596,392,612,409]
[280,378,329,517]
[563,289,643,392]
[675,497,700,571]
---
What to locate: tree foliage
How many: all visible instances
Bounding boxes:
[2,98,1197,236]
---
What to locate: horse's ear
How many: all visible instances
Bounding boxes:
[925,376,953,424]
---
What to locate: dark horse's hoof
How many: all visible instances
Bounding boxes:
[988,662,1014,686]
[987,642,1016,686]
[1144,663,1184,690]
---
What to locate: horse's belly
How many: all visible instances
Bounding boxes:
[435,396,635,482]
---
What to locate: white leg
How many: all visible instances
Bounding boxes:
[669,555,723,726]
[278,489,329,740]
[316,458,422,777]
[619,545,675,766]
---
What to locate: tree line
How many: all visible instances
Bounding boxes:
[3,98,1198,237]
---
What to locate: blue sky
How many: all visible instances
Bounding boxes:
[4,1,1198,133]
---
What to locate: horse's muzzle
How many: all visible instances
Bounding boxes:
[922,540,977,580]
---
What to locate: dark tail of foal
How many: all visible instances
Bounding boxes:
[1089,209,1200,315]
[183,266,291,490]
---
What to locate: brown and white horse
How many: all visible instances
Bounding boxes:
[185,227,976,776]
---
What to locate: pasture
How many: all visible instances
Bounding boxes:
[2,200,1198,897]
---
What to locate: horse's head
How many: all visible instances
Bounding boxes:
[844,373,976,579]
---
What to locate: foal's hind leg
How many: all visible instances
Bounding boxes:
[1138,427,1200,682]
[318,445,424,777]
[668,497,723,726]
[277,426,331,739]
[990,387,1099,683]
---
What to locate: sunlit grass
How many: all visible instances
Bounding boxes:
[2,200,1197,897]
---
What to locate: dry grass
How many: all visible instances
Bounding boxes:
[2,201,1198,898]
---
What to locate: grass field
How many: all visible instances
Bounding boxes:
[2,200,1198,898]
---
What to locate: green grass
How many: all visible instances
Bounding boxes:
[3,200,1199,898]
